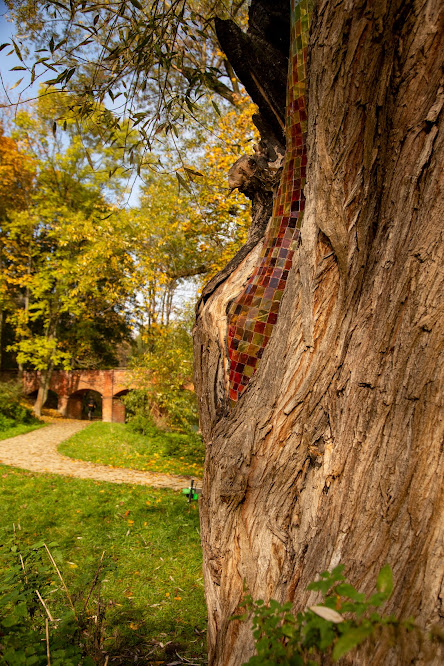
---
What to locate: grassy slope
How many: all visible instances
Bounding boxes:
[0,465,206,662]
[0,422,46,441]
[59,422,204,477]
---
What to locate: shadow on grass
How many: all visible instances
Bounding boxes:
[0,466,207,664]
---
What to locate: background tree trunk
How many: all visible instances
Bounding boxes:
[194,0,444,664]
[33,361,54,417]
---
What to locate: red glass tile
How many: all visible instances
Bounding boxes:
[227,0,310,405]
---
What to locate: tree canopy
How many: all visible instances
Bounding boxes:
[3,0,250,162]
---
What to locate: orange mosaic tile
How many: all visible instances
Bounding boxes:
[227,0,311,404]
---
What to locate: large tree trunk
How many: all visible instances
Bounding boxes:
[194,0,443,664]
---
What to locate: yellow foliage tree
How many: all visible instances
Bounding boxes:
[184,95,259,280]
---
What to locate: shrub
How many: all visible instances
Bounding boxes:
[128,316,199,433]
[123,389,158,435]
[163,431,205,462]
[123,395,205,464]
[0,535,101,665]
[0,381,38,430]
[235,565,443,665]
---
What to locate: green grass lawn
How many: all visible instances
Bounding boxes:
[59,422,205,477]
[0,422,46,441]
[0,465,206,664]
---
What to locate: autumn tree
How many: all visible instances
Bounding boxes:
[128,96,257,429]
[131,93,257,331]
[1,98,135,414]
[0,124,36,370]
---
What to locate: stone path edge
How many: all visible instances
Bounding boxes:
[0,420,201,491]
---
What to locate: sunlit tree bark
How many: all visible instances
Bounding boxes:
[194,0,444,663]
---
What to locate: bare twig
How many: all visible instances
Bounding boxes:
[36,590,54,622]
[83,550,106,612]
[45,618,51,665]
[44,543,76,615]
[19,553,28,583]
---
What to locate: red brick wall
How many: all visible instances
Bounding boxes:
[19,369,135,422]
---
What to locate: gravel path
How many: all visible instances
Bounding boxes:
[0,421,197,491]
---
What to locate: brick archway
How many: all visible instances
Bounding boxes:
[21,369,137,423]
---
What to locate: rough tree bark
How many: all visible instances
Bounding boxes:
[33,360,54,417]
[193,0,444,664]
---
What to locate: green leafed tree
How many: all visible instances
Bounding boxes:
[1,96,135,414]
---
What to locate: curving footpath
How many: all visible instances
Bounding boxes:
[0,420,197,491]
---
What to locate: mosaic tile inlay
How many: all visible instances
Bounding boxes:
[226,0,311,404]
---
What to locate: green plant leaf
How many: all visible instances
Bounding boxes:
[336,583,365,601]
[176,171,191,193]
[2,613,20,627]
[333,624,374,661]
[376,564,393,598]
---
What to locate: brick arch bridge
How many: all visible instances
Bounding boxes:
[22,369,136,423]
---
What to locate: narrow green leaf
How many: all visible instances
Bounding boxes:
[54,37,67,51]
[176,172,191,193]
[183,166,204,178]
[85,149,94,170]
[129,0,143,9]
[52,121,57,136]
[11,40,23,62]
[9,77,23,90]
[212,100,221,116]
[65,67,76,83]
[0,43,10,52]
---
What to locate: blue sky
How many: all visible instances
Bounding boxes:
[0,0,40,106]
